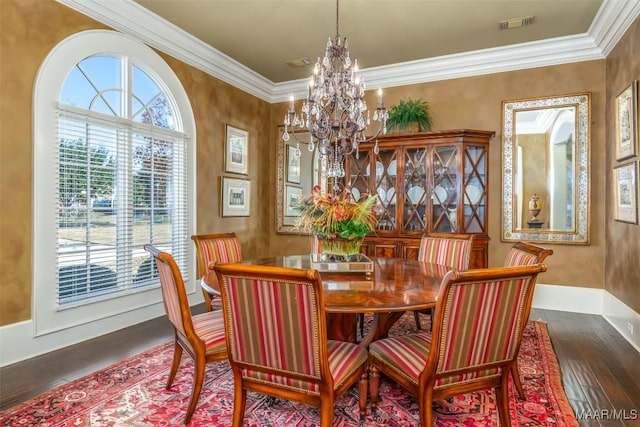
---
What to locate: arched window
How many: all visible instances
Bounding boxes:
[33,30,195,335]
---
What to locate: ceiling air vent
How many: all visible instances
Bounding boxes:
[499,16,535,30]
[285,58,311,68]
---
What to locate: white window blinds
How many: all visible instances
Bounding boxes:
[56,106,189,307]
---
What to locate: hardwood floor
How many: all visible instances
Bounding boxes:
[1,308,639,426]
[530,310,640,427]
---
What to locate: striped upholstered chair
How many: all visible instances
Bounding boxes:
[504,241,553,399]
[143,245,227,424]
[504,241,553,268]
[191,232,242,311]
[213,263,369,427]
[413,232,474,329]
[369,264,547,427]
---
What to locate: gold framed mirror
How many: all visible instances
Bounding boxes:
[501,93,591,244]
[276,128,326,234]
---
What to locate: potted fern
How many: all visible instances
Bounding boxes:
[386,98,433,133]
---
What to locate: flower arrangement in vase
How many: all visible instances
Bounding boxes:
[294,185,378,256]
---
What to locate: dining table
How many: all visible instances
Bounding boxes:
[201,254,450,347]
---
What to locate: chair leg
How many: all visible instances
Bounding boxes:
[511,361,525,399]
[231,374,247,427]
[419,392,434,427]
[184,353,206,424]
[369,363,380,417]
[319,397,334,427]
[202,288,213,312]
[413,311,422,330]
[496,378,512,427]
[166,341,183,389]
[358,370,368,423]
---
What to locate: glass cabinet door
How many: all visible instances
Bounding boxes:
[431,146,458,232]
[403,148,427,232]
[373,149,398,231]
[347,150,371,202]
[463,145,487,233]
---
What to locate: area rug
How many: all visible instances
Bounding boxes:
[1,315,578,426]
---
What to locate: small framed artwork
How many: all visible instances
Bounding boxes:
[613,161,638,224]
[221,177,251,217]
[225,124,249,174]
[284,185,303,217]
[287,145,301,183]
[615,81,638,160]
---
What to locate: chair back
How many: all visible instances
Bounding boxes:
[191,233,242,278]
[213,263,330,393]
[504,241,553,266]
[426,264,546,388]
[144,244,195,338]
[418,232,474,270]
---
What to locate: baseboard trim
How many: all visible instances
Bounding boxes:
[0,291,204,367]
[532,283,639,352]
[532,283,604,314]
[602,291,640,352]
[2,284,638,366]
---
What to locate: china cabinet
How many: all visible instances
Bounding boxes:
[345,129,495,268]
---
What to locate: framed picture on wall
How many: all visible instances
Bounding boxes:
[284,185,303,217]
[221,177,251,217]
[225,124,249,174]
[287,145,301,183]
[613,161,638,224]
[615,81,638,160]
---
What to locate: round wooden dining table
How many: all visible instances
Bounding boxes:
[201,255,449,347]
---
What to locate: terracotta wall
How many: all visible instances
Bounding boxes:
[0,0,272,326]
[270,60,607,290]
[605,17,640,314]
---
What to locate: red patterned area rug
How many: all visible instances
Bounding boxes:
[1,316,578,426]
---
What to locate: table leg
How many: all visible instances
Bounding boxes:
[358,312,406,347]
[326,313,357,343]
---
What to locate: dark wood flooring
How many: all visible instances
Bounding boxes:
[1,308,639,426]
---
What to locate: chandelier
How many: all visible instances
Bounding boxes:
[283,0,387,190]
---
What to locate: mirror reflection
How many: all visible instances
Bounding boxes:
[513,107,575,230]
[276,128,325,233]
[502,93,590,244]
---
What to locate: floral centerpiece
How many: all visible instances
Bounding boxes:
[294,185,378,256]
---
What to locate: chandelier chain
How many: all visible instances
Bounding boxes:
[336,0,339,37]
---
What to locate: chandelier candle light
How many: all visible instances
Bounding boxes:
[283,0,387,193]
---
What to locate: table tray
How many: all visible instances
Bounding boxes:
[310,253,374,273]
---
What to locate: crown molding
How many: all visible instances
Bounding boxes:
[56,0,275,102]
[589,0,640,56]
[273,34,603,102]
[58,0,638,104]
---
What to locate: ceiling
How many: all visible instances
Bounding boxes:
[134,0,604,83]
[60,0,640,101]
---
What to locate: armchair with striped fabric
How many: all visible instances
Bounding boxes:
[504,241,553,267]
[369,264,547,427]
[213,263,369,427]
[191,232,242,311]
[413,232,474,330]
[504,241,553,399]
[144,245,227,424]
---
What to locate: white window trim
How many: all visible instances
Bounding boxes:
[33,30,196,337]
